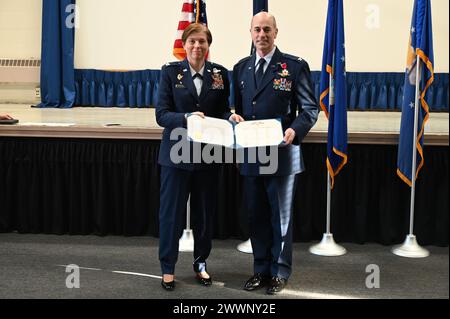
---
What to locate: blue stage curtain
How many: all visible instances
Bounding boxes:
[38,0,76,108]
[74,70,160,108]
[429,73,449,110]
[311,71,448,111]
[75,70,448,110]
[74,70,161,108]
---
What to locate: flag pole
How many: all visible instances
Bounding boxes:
[309,74,346,257]
[392,56,429,258]
[309,171,347,257]
[179,195,194,252]
[326,171,331,234]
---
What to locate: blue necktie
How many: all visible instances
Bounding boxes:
[255,59,266,88]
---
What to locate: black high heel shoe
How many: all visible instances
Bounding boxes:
[161,279,175,291]
[195,273,212,286]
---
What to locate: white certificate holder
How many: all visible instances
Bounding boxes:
[187,115,284,149]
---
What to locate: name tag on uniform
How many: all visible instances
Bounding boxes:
[175,84,186,89]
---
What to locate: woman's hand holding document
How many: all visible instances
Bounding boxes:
[187,115,284,148]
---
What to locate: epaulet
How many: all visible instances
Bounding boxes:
[163,61,181,68]
[210,62,226,70]
[282,53,303,63]
[235,56,252,66]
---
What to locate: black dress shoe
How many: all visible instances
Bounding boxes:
[161,280,175,291]
[243,274,270,291]
[196,274,212,286]
[266,277,287,295]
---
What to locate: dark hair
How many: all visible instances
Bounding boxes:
[182,23,212,45]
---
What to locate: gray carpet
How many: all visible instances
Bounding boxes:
[0,233,448,299]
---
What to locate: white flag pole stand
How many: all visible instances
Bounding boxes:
[309,172,347,256]
[237,238,253,254]
[392,56,429,258]
[310,72,346,257]
[179,195,194,252]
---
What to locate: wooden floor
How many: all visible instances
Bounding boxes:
[0,104,448,145]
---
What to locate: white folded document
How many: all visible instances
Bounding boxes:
[187,115,284,148]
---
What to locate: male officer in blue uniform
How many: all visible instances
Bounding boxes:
[157,23,242,291]
[233,12,319,294]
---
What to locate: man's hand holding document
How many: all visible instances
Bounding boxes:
[187,115,284,148]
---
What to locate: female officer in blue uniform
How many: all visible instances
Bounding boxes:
[156,23,243,291]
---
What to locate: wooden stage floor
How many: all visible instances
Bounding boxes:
[0,104,448,145]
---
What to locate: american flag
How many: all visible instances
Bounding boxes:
[173,0,208,60]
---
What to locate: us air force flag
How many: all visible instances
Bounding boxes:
[397,0,434,187]
[319,0,348,189]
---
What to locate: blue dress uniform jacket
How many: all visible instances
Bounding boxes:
[233,48,319,176]
[156,59,232,171]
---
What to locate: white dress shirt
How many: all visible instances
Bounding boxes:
[254,46,277,74]
[189,64,205,96]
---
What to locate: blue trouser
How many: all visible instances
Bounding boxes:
[159,166,216,275]
[243,174,298,279]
